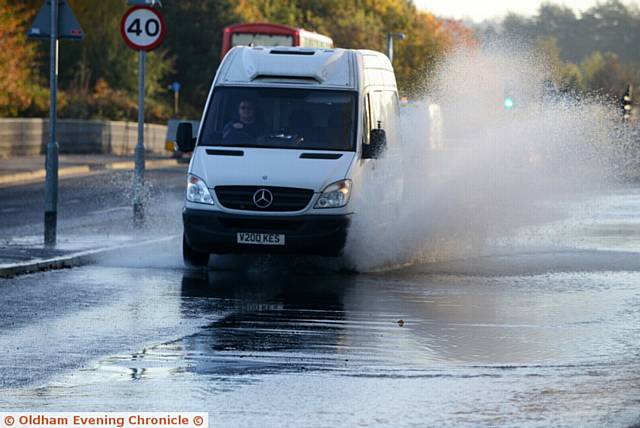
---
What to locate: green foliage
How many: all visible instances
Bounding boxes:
[4,0,473,118]
[2,0,175,121]
[580,51,625,97]
[159,0,460,109]
[489,0,640,63]
[57,0,175,121]
[394,13,443,94]
[559,62,583,91]
[7,0,640,120]
[161,0,239,117]
[490,0,640,101]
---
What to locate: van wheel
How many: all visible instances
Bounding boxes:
[183,234,210,268]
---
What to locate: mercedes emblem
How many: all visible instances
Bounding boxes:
[253,188,274,208]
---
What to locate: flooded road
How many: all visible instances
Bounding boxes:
[2,188,640,427]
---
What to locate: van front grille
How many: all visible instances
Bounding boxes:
[218,218,304,231]
[214,186,314,212]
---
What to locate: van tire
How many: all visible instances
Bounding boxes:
[183,234,210,268]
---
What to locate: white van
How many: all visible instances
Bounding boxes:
[177,46,401,266]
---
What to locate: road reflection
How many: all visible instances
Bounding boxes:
[179,269,357,375]
[179,266,635,373]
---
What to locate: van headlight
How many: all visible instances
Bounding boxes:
[186,174,214,204]
[315,179,351,208]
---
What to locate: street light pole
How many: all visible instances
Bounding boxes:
[386,31,406,64]
[44,0,60,247]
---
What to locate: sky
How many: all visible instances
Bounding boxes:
[414,0,640,22]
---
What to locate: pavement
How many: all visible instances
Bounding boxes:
[0,154,187,278]
[0,236,181,278]
[0,154,186,186]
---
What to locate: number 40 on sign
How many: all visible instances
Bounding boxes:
[120,6,165,51]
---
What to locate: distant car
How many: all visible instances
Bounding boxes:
[165,119,199,160]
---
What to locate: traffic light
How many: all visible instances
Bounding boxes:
[621,84,633,122]
[503,82,516,110]
[503,97,515,109]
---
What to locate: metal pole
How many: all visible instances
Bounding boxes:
[133,50,146,226]
[174,91,178,116]
[386,32,393,63]
[44,0,59,247]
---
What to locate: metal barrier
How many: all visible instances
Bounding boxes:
[0,118,168,158]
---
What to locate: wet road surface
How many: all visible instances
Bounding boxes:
[0,167,186,242]
[1,185,640,426]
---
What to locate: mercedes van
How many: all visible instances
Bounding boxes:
[177,46,400,267]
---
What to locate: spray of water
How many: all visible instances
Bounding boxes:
[345,45,625,272]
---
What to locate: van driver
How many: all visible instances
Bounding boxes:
[223,99,266,142]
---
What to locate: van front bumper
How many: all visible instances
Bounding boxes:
[183,208,351,256]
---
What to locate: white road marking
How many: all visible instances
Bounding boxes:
[89,206,130,215]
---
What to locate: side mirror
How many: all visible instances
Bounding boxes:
[176,122,196,152]
[362,128,387,159]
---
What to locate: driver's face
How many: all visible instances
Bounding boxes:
[238,101,255,123]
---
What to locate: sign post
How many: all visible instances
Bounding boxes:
[46,0,58,246]
[169,81,181,115]
[120,5,166,226]
[28,0,84,247]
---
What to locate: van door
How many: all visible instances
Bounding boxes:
[361,90,400,153]
[354,90,402,220]
[362,92,373,150]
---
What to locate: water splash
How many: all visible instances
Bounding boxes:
[346,45,623,272]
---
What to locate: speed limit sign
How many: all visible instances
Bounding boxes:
[120,6,166,51]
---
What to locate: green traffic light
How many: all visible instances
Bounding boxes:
[504,97,515,109]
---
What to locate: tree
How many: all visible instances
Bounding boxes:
[580,51,626,99]
[501,12,536,45]
[233,0,300,25]
[488,0,640,65]
[535,37,584,93]
[162,0,240,116]
[13,0,175,121]
[0,0,47,117]
[535,4,579,61]
[394,12,444,94]
[3,0,477,118]
[580,0,640,63]
[59,0,174,120]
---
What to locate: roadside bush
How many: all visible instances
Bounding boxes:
[59,79,171,122]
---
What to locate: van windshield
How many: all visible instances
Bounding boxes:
[200,87,357,151]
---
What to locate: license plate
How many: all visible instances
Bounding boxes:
[237,232,285,246]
